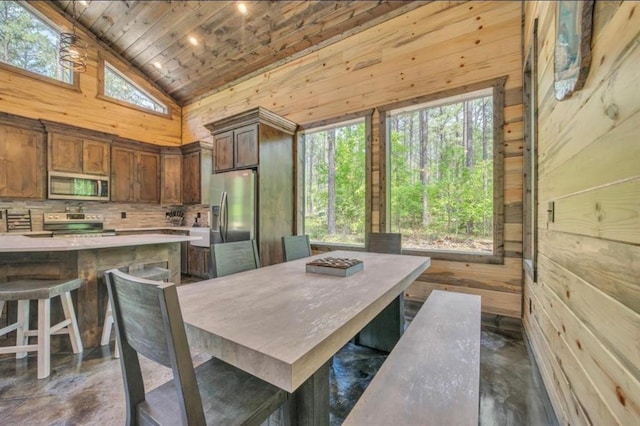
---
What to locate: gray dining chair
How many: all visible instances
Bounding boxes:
[356,232,404,352]
[281,235,312,261]
[104,269,286,426]
[211,240,260,278]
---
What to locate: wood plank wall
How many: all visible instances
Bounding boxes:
[0,2,181,146]
[183,1,524,317]
[523,2,640,424]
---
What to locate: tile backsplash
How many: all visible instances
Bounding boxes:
[0,199,210,232]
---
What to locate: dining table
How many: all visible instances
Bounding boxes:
[177,250,430,425]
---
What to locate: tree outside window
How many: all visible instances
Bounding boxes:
[387,88,495,253]
[0,1,73,84]
[103,61,168,114]
[302,119,366,245]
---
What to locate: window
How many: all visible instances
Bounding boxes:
[0,1,73,84]
[301,117,367,245]
[102,61,168,114]
[383,79,505,259]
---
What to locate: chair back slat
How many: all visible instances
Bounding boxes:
[212,240,260,277]
[282,235,312,261]
[366,233,402,254]
[106,271,173,367]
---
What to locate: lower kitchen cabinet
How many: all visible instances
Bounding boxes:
[187,244,210,278]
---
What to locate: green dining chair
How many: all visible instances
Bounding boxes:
[281,235,312,262]
[211,240,260,278]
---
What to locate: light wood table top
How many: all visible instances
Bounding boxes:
[178,250,430,392]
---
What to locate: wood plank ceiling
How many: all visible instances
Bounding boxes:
[52,0,428,105]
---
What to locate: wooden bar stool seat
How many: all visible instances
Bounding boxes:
[100,267,171,359]
[0,278,83,379]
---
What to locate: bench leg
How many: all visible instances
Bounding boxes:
[37,298,51,379]
[60,292,83,354]
[16,300,30,359]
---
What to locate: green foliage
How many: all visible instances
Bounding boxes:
[0,1,72,83]
[304,121,365,245]
[104,64,167,113]
[389,95,494,251]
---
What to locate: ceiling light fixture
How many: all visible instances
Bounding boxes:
[188,36,198,46]
[59,0,88,72]
[237,2,247,15]
[153,62,162,70]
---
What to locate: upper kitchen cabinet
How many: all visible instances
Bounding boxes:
[161,148,182,205]
[181,141,213,205]
[205,108,291,174]
[213,124,258,172]
[43,121,112,176]
[0,114,46,199]
[111,141,160,203]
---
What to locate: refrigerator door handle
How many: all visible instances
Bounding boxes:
[220,191,228,243]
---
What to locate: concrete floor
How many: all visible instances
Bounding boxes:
[0,307,556,425]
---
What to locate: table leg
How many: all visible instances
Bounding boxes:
[286,360,330,426]
[355,294,405,352]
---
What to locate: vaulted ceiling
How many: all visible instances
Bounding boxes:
[51,1,428,105]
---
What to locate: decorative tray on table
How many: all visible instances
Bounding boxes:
[305,257,364,277]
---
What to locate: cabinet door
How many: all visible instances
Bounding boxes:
[187,244,210,278]
[49,133,83,173]
[234,124,258,168]
[0,124,45,199]
[161,154,182,204]
[137,152,160,203]
[83,140,110,175]
[111,146,136,202]
[182,151,201,204]
[214,131,234,172]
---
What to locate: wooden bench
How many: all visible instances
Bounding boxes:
[343,290,482,425]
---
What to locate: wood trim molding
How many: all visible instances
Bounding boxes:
[204,107,298,135]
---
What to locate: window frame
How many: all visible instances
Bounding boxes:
[296,110,373,250]
[379,77,507,264]
[523,21,539,280]
[0,1,80,91]
[97,56,171,118]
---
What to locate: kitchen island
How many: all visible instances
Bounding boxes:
[0,234,198,347]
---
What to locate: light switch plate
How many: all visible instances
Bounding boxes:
[547,201,555,223]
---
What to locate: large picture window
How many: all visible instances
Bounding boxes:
[102,60,168,115]
[301,117,367,245]
[0,1,73,84]
[383,78,505,260]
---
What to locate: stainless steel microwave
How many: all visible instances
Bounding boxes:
[48,171,110,201]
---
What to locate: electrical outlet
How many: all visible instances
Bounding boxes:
[547,202,554,224]
[121,212,127,219]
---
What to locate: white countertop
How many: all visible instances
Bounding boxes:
[0,234,200,252]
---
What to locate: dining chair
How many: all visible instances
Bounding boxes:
[281,235,312,261]
[104,269,286,426]
[356,232,404,352]
[211,240,260,278]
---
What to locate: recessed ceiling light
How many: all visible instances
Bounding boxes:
[237,2,247,15]
[153,62,162,69]
[188,36,198,46]
[78,0,89,6]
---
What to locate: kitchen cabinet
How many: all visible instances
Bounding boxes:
[213,124,258,172]
[181,141,213,205]
[111,145,160,203]
[161,151,182,205]
[48,133,110,176]
[187,244,210,278]
[0,119,46,199]
[205,107,297,266]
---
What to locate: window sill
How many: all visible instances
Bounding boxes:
[310,242,365,252]
[0,62,80,92]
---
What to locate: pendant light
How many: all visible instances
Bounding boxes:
[59,0,87,73]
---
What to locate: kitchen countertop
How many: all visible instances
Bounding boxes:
[0,234,200,253]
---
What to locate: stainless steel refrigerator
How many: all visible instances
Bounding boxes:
[210,169,256,244]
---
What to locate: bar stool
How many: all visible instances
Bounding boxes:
[100,267,171,358]
[0,278,83,379]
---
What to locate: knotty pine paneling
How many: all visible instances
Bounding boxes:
[0,2,180,146]
[184,1,524,317]
[524,1,640,424]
